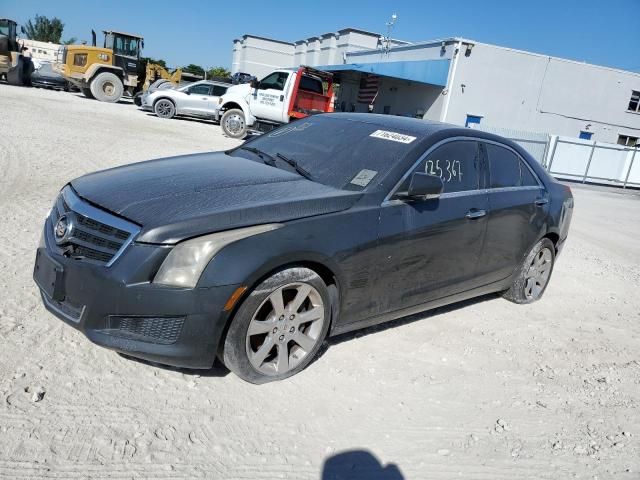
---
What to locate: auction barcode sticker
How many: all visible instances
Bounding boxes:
[369,130,416,144]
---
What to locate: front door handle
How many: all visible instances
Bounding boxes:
[465,209,487,219]
[534,198,549,206]
[280,95,284,101]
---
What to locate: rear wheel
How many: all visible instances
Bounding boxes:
[90,72,124,103]
[503,238,555,304]
[153,98,175,119]
[81,87,94,99]
[220,108,247,139]
[222,267,330,383]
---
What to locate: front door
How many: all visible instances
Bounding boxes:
[181,83,213,115]
[377,140,489,313]
[250,71,290,123]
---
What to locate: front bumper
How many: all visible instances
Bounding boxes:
[33,216,239,369]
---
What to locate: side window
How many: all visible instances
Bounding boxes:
[520,162,539,186]
[486,143,539,188]
[259,72,289,91]
[394,141,480,196]
[211,85,227,96]
[486,143,521,188]
[188,84,212,95]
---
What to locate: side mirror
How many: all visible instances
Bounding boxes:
[403,172,443,200]
[184,90,191,95]
[250,78,259,89]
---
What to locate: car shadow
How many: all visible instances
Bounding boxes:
[316,292,500,359]
[142,113,219,125]
[321,450,404,479]
[75,94,132,105]
[118,353,230,378]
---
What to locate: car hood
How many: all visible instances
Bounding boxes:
[70,152,361,244]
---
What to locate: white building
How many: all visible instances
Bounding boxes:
[232,29,640,145]
[20,38,60,63]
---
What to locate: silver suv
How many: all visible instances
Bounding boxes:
[141,80,230,121]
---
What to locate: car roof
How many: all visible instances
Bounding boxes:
[321,113,454,137]
[187,80,231,87]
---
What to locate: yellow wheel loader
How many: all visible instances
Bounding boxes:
[0,18,32,86]
[55,30,143,103]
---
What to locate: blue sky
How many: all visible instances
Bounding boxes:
[2,0,639,72]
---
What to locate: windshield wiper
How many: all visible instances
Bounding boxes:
[275,153,314,181]
[238,146,276,166]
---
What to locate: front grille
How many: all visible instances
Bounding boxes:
[106,316,186,344]
[49,186,139,267]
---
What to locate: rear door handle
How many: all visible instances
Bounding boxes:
[465,209,487,219]
[535,198,549,206]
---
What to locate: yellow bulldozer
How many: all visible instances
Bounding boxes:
[0,18,32,86]
[56,29,200,104]
[132,63,202,106]
[56,29,144,102]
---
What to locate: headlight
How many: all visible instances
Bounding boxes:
[153,224,282,288]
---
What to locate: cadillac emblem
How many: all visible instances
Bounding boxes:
[54,214,74,244]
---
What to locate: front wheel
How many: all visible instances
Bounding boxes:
[503,238,556,304]
[153,98,175,119]
[90,72,124,103]
[220,108,247,139]
[222,267,331,383]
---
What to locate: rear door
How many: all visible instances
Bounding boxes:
[181,83,214,115]
[377,139,489,313]
[250,71,290,123]
[478,142,548,283]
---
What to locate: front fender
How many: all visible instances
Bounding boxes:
[220,95,256,126]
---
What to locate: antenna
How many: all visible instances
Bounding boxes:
[384,13,398,54]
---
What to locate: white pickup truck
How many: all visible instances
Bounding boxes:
[217,66,334,139]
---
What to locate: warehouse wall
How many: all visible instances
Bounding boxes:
[447,43,640,143]
[232,36,294,78]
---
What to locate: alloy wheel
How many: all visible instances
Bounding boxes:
[524,247,553,299]
[246,282,325,376]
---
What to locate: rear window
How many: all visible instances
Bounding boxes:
[299,75,323,94]
[232,116,419,191]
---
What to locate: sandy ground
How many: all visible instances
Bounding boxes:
[0,85,639,479]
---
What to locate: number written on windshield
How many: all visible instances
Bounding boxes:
[425,159,463,183]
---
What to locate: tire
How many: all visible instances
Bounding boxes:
[153,98,176,119]
[220,108,247,139]
[222,267,331,384]
[6,58,25,86]
[503,238,556,304]
[90,72,124,103]
[81,87,94,99]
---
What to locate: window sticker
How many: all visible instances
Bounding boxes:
[350,169,378,187]
[369,130,416,144]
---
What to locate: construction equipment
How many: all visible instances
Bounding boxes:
[0,18,32,86]
[132,64,202,106]
[56,29,144,102]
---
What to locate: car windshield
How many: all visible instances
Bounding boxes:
[232,116,419,191]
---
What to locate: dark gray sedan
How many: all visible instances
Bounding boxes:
[34,114,573,383]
